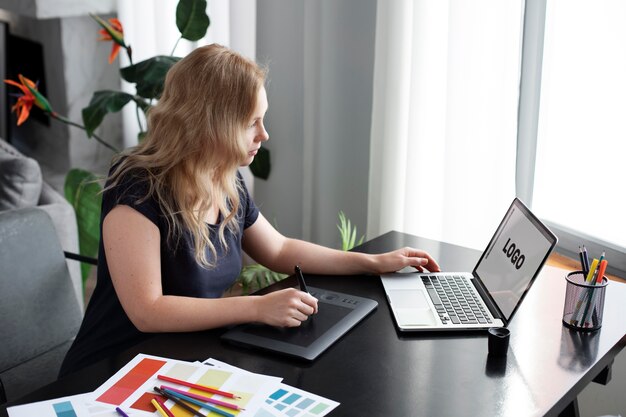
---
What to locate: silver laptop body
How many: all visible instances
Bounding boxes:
[381,198,557,332]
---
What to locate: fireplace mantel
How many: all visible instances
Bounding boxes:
[0,0,115,19]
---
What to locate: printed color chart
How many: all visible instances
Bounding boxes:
[92,354,282,416]
[7,394,92,417]
[204,358,339,417]
[265,387,333,417]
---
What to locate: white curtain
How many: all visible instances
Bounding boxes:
[368,0,524,250]
[116,0,256,186]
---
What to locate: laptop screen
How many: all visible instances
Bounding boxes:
[474,198,557,321]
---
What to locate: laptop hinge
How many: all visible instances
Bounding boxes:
[471,277,506,325]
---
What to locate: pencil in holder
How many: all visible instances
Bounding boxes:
[562,271,608,331]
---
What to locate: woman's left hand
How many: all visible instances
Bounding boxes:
[374,247,441,274]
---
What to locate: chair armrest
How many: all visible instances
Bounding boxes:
[37,183,83,312]
[64,251,98,266]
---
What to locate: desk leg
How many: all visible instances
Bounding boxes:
[0,378,6,404]
[558,398,580,417]
[592,360,614,386]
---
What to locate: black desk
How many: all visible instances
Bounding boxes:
[2,231,626,417]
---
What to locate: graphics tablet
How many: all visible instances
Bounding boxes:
[221,286,378,361]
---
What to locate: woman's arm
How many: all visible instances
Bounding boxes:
[242,214,441,275]
[103,205,317,332]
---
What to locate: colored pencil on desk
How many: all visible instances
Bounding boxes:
[154,397,176,417]
[160,385,245,411]
[582,245,590,275]
[585,258,599,283]
[157,374,241,399]
[595,252,606,281]
[151,398,169,417]
[578,246,587,275]
[115,407,129,417]
[588,259,609,327]
[595,259,608,285]
[154,387,209,417]
[161,387,235,417]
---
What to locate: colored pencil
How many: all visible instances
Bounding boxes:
[154,397,176,417]
[154,387,208,417]
[157,374,241,399]
[151,399,169,417]
[161,388,235,417]
[115,407,129,417]
[160,385,245,411]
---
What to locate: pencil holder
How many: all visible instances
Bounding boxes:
[562,271,608,332]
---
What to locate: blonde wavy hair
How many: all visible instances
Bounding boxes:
[106,43,267,268]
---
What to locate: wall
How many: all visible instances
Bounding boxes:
[255,0,376,248]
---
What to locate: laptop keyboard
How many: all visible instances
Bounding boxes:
[421,275,493,325]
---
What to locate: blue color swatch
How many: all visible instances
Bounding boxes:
[52,401,78,417]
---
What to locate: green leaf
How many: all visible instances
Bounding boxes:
[64,168,103,285]
[120,56,181,99]
[176,0,210,41]
[337,211,364,251]
[233,264,287,295]
[249,147,271,180]
[81,90,133,137]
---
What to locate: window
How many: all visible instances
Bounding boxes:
[524,0,626,274]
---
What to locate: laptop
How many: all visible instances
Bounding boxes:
[381,198,557,332]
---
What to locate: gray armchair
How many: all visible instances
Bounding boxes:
[0,137,83,310]
[0,208,83,403]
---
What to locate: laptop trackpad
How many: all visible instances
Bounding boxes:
[388,289,436,326]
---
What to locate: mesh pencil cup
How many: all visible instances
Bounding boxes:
[562,271,608,332]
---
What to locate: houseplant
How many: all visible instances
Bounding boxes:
[229,211,365,295]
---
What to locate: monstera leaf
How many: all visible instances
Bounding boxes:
[82,90,141,138]
[177,0,210,41]
[120,56,182,100]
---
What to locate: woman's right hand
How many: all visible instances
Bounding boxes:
[255,288,318,327]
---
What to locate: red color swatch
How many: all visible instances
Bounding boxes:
[96,358,167,405]
[130,391,162,412]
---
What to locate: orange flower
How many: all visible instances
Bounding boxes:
[4,75,53,125]
[93,15,126,64]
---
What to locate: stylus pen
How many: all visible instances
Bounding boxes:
[295,265,309,293]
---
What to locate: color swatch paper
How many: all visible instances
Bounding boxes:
[7,393,91,417]
[204,358,339,417]
[92,353,282,416]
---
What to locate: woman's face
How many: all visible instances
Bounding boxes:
[242,86,269,166]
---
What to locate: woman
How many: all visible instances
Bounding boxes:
[59,44,440,377]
